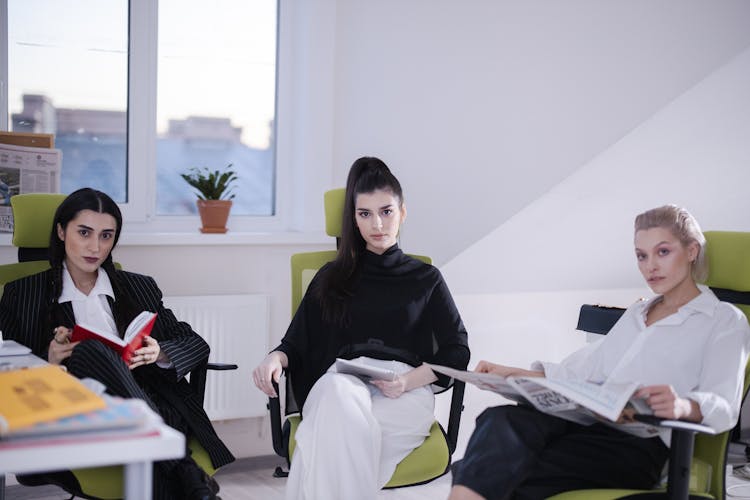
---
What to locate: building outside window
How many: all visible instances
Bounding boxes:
[5,0,277,218]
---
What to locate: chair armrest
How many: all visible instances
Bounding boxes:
[576,304,626,335]
[190,361,239,407]
[634,414,716,435]
[634,414,715,499]
[207,362,239,371]
[446,380,465,454]
[268,379,287,458]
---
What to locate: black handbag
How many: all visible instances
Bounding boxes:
[576,304,626,335]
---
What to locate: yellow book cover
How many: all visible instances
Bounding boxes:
[0,365,106,436]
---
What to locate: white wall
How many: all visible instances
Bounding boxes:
[279,0,338,232]
[329,0,750,266]
[443,45,750,293]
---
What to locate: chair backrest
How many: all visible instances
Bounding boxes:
[291,188,431,314]
[694,231,750,498]
[702,231,750,318]
[324,188,345,239]
[290,250,337,314]
[11,193,67,251]
[0,194,66,290]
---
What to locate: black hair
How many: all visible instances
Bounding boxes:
[47,188,137,336]
[316,157,404,325]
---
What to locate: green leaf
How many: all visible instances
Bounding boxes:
[180,164,238,200]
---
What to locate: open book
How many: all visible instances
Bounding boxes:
[426,363,661,438]
[71,311,157,364]
[334,358,398,381]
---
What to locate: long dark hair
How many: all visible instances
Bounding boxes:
[316,157,404,325]
[48,188,136,335]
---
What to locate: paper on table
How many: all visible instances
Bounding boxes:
[0,339,32,357]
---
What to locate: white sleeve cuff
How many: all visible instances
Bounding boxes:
[687,391,736,433]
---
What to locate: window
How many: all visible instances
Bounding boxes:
[2,0,278,223]
[157,0,277,216]
[7,0,129,201]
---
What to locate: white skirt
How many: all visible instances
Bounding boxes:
[285,357,435,500]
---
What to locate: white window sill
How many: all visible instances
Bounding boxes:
[0,231,333,248]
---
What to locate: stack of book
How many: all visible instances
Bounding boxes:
[0,365,155,443]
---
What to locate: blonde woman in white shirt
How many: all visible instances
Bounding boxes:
[449,205,750,500]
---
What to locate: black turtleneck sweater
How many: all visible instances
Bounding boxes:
[275,245,470,410]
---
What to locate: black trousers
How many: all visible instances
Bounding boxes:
[67,340,192,499]
[451,405,669,500]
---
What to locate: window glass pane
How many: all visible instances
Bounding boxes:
[7,0,129,202]
[157,0,277,216]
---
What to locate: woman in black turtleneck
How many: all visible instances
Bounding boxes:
[253,157,470,500]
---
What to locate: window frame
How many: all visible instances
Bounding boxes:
[0,0,292,236]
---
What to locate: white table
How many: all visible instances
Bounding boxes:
[0,350,185,500]
[0,419,185,500]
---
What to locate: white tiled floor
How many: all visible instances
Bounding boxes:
[725,442,750,499]
[728,470,750,499]
[8,447,750,499]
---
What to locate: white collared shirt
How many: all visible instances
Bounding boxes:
[534,286,750,437]
[59,264,118,339]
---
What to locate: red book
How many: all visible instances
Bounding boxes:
[71,311,157,363]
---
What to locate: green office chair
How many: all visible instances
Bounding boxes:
[0,193,67,288]
[268,188,466,488]
[550,231,750,500]
[0,193,233,499]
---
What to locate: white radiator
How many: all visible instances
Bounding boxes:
[162,294,269,421]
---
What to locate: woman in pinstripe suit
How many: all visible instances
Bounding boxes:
[0,188,233,500]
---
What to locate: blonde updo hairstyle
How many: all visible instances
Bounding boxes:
[634,204,708,282]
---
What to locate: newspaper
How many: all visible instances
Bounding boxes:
[0,142,62,232]
[426,363,661,438]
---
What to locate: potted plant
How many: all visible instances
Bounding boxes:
[181,164,238,233]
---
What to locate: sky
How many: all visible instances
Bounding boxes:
[7,0,277,149]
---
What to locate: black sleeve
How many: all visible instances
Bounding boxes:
[273,275,325,374]
[427,272,470,386]
[119,272,210,381]
[0,281,28,350]
[0,273,51,359]
[0,281,19,334]
[274,297,308,372]
[272,270,335,409]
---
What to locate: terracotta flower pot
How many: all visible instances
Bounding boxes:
[196,199,232,233]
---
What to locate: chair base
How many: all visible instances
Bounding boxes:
[273,466,289,478]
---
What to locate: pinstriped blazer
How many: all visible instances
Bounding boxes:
[0,268,234,468]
